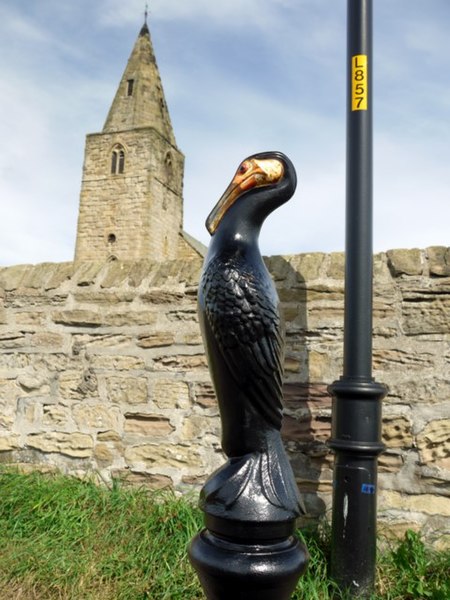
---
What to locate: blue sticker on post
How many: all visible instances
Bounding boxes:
[361,484,375,495]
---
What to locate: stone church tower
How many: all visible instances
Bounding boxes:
[74,20,191,262]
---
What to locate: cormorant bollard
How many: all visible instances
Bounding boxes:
[188,152,309,599]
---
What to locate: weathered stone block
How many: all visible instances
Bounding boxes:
[0,434,20,451]
[427,246,450,277]
[0,332,27,350]
[278,288,307,303]
[140,289,184,304]
[373,347,434,372]
[182,415,219,440]
[4,290,66,309]
[284,356,302,374]
[72,291,134,305]
[401,292,450,335]
[308,350,330,382]
[26,432,94,458]
[97,430,122,442]
[136,332,175,348]
[27,353,70,372]
[94,443,117,465]
[91,355,145,371]
[111,469,173,489]
[127,261,156,287]
[288,253,325,281]
[153,354,207,371]
[0,380,20,431]
[124,443,201,468]
[282,306,307,328]
[124,413,174,436]
[72,333,133,354]
[153,380,190,409]
[180,332,203,345]
[53,310,102,327]
[417,419,450,467]
[100,261,133,288]
[73,262,105,287]
[102,311,157,327]
[283,383,331,411]
[45,262,75,290]
[307,304,344,331]
[327,252,345,279]
[387,249,423,276]
[382,415,413,448]
[20,264,58,289]
[381,491,450,517]
[264,255,293,281]
[166,308,198,322]
[378,453,404,473]
[59,370,98,400]
[15,311,47,326]
[31,332,66,349]
[17,368,50,393]
[43,405,71,428]
[73,403,121,431]
[282,414,331,444]
[16,397,42,426]
[306,284,344,303]
[191,382,216,409]
[106,376,148,405]
[388,377,449,406]
[0,265,31,291]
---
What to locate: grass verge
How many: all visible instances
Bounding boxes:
[0,469,448,599]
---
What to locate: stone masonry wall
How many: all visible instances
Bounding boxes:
[0,248,449,547]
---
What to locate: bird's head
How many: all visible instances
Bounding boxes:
[206,151,297,235]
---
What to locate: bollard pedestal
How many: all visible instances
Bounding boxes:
[189,518,308,600]
[188,436,309,599]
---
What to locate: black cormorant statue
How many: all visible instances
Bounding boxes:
[189,152,308,600]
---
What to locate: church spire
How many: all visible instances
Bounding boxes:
[103,18,176,146]
[140,3,149,36]
[75,18,185,263]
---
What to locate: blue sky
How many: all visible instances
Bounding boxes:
[0,0,449,265]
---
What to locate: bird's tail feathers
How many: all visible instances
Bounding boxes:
[201,437,304,519]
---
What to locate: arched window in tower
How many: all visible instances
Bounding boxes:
[111,144,125,175]
[164,151,173,180]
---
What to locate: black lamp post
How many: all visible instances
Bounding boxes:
[328,0,387,596]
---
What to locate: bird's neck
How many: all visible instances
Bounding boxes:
[206,218,262,266]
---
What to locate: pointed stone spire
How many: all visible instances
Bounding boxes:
[103,19,176,145]
[74,18,193,264]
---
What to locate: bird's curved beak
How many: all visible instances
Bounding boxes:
[206,158,284,235]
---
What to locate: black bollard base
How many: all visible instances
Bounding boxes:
[189,528,308,600]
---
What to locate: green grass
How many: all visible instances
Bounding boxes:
[0,469,448,599]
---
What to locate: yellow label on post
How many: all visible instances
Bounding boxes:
[352,54,368,111]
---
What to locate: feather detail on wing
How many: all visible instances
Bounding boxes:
[200,254,285,429]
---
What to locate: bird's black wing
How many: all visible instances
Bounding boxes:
[200,254,284,429]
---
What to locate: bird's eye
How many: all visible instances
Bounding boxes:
[238,163,248,175]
